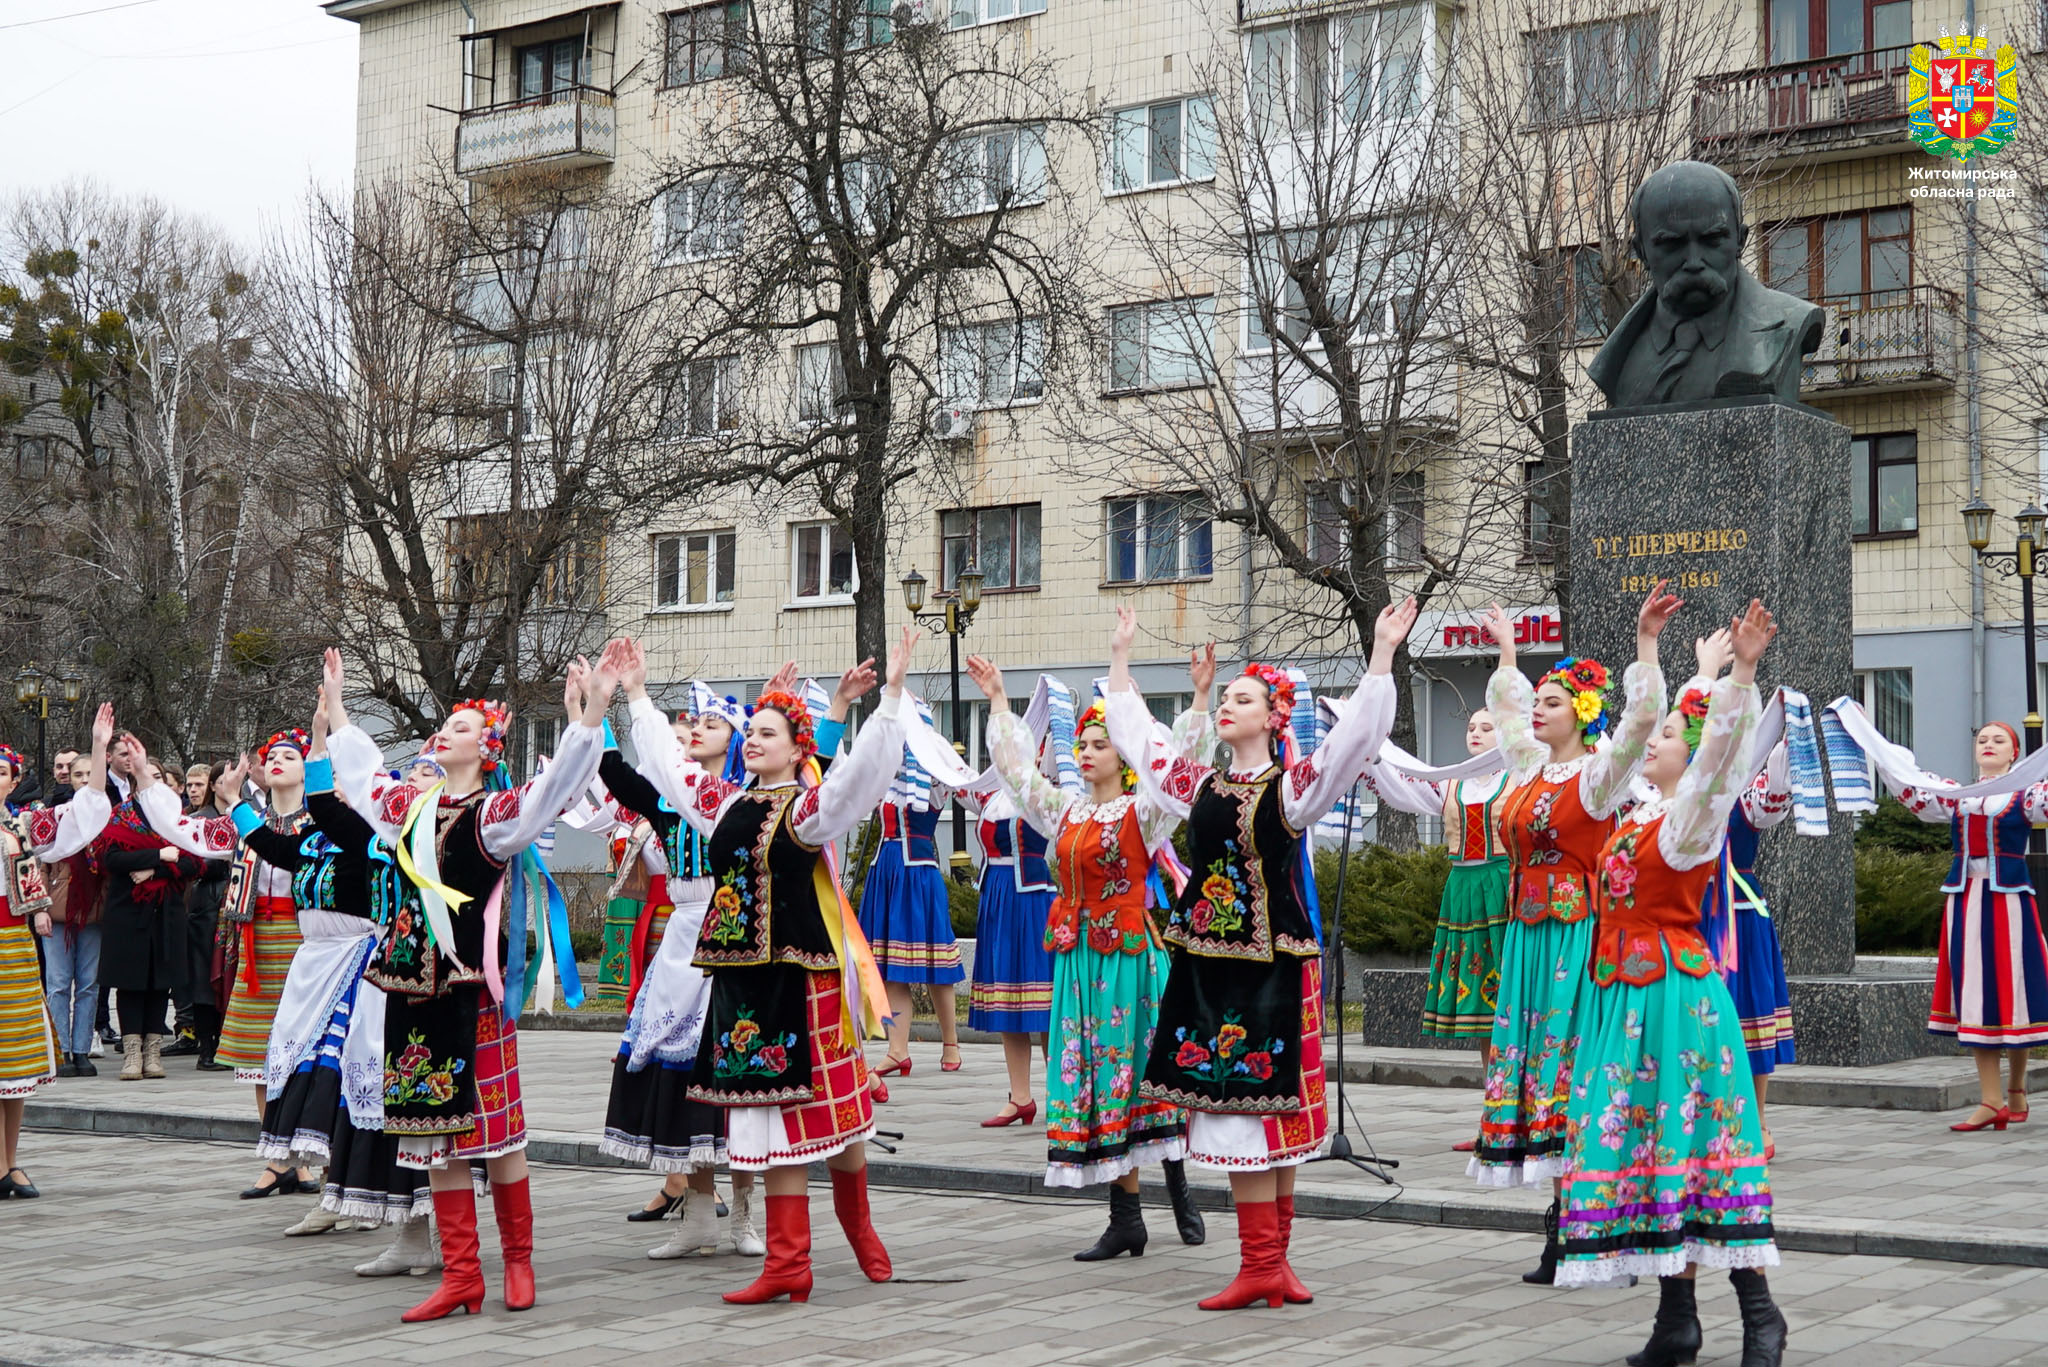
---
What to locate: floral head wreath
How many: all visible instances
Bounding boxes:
[449,699,511,771]
[1075,700,1137,792]
[0,744,21,778]
[257,728,311,763]
[1240,664,1297,734]
[749,689,816,764]
[1537,657,1612,742]
[1675,686,1711,758]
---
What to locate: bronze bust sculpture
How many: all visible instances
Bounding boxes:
[1588,161,1826,409]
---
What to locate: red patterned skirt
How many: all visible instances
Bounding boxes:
[718,969,875,1170]
[1184,958,1329,1171]
[396,1006,525,1169]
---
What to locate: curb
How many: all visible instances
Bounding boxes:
[28,1099,2043,1269]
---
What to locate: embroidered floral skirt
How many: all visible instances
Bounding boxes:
[1046,939,1187,1187]
[967,876,1053,1033]
[859,843,965,986]
[1930,878,2048,1048]
[1471,914,1594,1187]
[0,918,57,1098]
[1422,858,1510,1039]
[217,900,304,1082]
[711,969,875,1170]
[1726,896,1795,1073]
[1556,950,1777,1286]
[1184,959,1329,1171]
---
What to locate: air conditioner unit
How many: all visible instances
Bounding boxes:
[931,406,975,441]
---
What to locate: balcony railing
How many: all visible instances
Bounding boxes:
[1694,45,1914,155]
[455,85,616,180]
[1801,285,1960,395]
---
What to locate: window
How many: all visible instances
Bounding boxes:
[1246,219,1428,352]
[539,519,602,607]
[1308,481,1350,567]
[944,125,1048,215]
[795,342,847,424]
[665,3,749,86]
[656,177,745,263]
[804,0,893,52]
[517,36,589,100]
[1145,691,1197,729]
[940,318,1044,410]
[950,0,1045,28]
[1764,207,1911,303]
[454,209,590,338]
[1766,0,1912,62]
[1247,5,1433,138]
[1525,14,1658,125]
[1523,461,1557,562]
[1108,298,1211,392]
[792,520,857,602]
[512,714,562,782]
[15,437,49,479]
[446,515,505,600]
[1853,668,1912,750]
[941,504,1041,591]
[655,530,737,609]
[1105,494,1214,583]
[658,356,741,439]
[486,365,530,439]
[1850,431,1917,537]
[1566,247,1608,340]
[1108,96,1216,191]
[792,159,894,239]
[1387,470,1425,564]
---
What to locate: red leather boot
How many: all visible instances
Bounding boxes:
[1275,1195,1313,1304]
[722,1194,813,1304]
[401,1187,485,1322]
[1198,1201,1286,1311]
[830,1166,893,1283]
[491,1176,536,1311]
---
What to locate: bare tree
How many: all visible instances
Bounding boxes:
[641,0,1094,670]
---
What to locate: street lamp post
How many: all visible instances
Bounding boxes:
[1963,497,2048,881]
[900,562,985,882]
[13,662,84,803]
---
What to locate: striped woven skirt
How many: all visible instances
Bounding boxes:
[859,843,965,985]
[216,897,303,1082]
[967,875,1053,1033]
[1930,877,2048,1048]
[0,917,57,1097]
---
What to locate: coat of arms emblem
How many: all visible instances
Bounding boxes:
[1909,30,2019,159]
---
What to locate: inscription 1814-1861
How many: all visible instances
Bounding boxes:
[1585,526,1753,595]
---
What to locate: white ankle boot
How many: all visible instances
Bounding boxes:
[284,1205,356,1236]
[647,1190,720,1259]
[729,1184,766,1257]
[353,1216,441,1276]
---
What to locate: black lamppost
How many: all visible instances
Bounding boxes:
[13,662,84,802]
[1963,496,2048,880]
[900,562,984,882]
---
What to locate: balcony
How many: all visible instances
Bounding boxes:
[1693,45,1914,163]
[456,86,616,181]
[1801,286,1960,397]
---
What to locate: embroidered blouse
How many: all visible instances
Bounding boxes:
[1487,661,1666,820]
[1362,762,1512,864]
[23,786,113,864]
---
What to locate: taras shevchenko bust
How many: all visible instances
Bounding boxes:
[1588,161,1825,409]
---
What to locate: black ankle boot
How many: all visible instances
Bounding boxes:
[1521,1199,1560,1284]
[1074,1185,1147,1261]
[72,1052,97,1078]
[1160,1159,1205,1246]
[1730,1268,1787,1367]
[1625,1276,1702,1367]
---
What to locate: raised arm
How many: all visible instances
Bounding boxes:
[1658,602,1774,868]
[1741,739,1793,831]
[970,655,1070,836]
[1582,581,1683,818]
[1275,597,1416,829]
[1361,758,1448,818]
[27,703,114,861]
[477,652,614,863]
[789,627,915,847]
[134,752,251,862]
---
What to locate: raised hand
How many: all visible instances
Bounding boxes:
[216,755,250,808]
[564,656,591,726]
[766,660,800,697]
[309,685,331,758]
[1370,595,1421,675]
[1111,604,1139,658]
[322,648,351,733]
[124,736,155,790]
[585,642,622,720]
[834,658,878,706]
[964,654,1007,710]
[1189,642,1217,704]
[90,703,115,754]
[1694,627,1733,680]
[885,625,917,694]
[1730,599,1777,680]
[1481,603,1516,669]
[1636,579,1684,652]
[610,637,650,701]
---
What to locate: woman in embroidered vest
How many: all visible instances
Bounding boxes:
[1688,629,1797,1158]
[1560,599,1786,1367]
[1886,720,2048,1132]
[1,706,117,1199]
[1365,707,1513,1116]
[1475,583,1678,1285]
[967,639,1209,1260]
[617,631,912,1305]
[1104,599,1415,1311]
[327,646,613,1322]
[968,781,1056,1128]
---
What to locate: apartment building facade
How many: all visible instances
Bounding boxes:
[322,0,2046,785]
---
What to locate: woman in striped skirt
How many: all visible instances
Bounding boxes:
[1887,722,2048,1131]
[5,707,117,1197]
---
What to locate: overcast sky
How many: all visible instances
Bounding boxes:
[2,0,358,247]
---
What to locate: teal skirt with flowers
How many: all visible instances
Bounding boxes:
[1555,948,1778,1286]
[1470,914,1593,1186]
[1044,939,1188,1187]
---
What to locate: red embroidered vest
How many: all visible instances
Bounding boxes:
[1589,812,1719,987]
[1044,799,1155,957]
[1500,767,1614,924]
[1445,775,1510,862]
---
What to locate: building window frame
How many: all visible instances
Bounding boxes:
[1103,493,1215,585]
[1853,666,1913,750]
[940,318,1045,411]
[940,503,1042,593]
[942,123,1049,217]
[790,518,857,605]
[949,0,1045,31]
[15,436,50,480]
[1245,4,1438,139]
[1850,430,1918,540]
[1107,297,1213,394]
[1523,12,1659,127]
[657,355,742,441]
[1762,206,1913,304]
[1106,94,1217,194]
[663,2,751,88]
[795,341,849,426]
[515,34,591,102]
[654,528,739,611]
[655,175,746,265]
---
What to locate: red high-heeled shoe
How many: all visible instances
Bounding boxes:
[1451,1138,1476,1152]
[873,1055,912,1078]
[1951,1103,2012,1132]
[980,1097,1038,1128]
[2009,1089,2031,1123]
[940,1048,962,1073]
[870,1076,890,1104]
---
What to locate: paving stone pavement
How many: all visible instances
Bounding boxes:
[26,1036,2048,1263]
[6,1130,2048,1367]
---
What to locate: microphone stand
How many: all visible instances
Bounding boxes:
[1305,776,1397,1183]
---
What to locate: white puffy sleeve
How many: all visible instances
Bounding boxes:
[1485,667,1548,778]
[626,695,741,837]
[134,783,239,860]
[1361,760,1447,818]
[986,709,1071,837]
[477,721,605,863]
[1656,679,1762,870]
[1580,662,1667,819]
[790,691,907,846]
[25,788,112,863]
[1740,741,1793,831]
[1278,672,1396,830]
[1104,690,1209,823]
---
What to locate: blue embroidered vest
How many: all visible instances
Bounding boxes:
[1945,793,2033,894]
[881,802,941,868]
[980,815,1052,893]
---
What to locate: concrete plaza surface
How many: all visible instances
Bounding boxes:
[5,1130,2048,1367]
